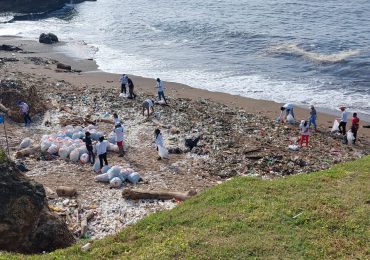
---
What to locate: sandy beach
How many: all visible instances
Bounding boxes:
[1,36,369,240]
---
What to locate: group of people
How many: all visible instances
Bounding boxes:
[120,74,168,105]
[82,113,125,169]
[279,103,360,147]
[81,111,165,170]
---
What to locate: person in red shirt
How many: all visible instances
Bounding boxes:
[351,113,360,144]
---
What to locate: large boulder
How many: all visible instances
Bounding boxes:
[0,153,75,253]
[39,33,59,44]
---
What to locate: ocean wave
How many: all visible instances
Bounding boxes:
[268,43,360,63]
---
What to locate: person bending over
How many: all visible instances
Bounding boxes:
[142,99,154,117]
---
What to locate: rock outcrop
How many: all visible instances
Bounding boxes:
[39,33,59,44]
[0,0,96,14]
[0,153,75,253]
[0,79,46,123]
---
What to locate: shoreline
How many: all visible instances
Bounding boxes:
[0,35,370,127]
[1,35,370,134]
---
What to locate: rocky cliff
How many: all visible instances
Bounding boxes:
[0,151,75,253]
[0,0,95,13]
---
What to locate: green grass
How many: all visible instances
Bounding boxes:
[0,149,6,164]
[2,156,370,259]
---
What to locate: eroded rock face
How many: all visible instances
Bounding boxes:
[0,157,75,253]
[0,80,47,123]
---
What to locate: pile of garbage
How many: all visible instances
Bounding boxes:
[38,125,119,163]
[93,165,142,188]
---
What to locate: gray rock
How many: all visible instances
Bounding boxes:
[39,33,59,44]
[0,156,75,253]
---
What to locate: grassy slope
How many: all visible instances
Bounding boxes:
[2,156,369,259]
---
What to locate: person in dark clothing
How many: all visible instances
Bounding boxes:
[127,77,136,99]
[351,113,360,144]
[83,131,95,165]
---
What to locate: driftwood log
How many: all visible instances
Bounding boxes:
[95,118,114,124]
[0,103,9,114]
[80,211,95,238]
[56,186,77,197]
[15,145,41,158]
[122,189,197,201]
[151,118,171,129]
[59,115,95,127]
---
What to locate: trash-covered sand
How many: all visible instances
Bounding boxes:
[1,40,369,240]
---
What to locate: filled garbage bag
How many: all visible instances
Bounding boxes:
[95,173,110,182]
[158,145,169,159]
[110,177,122,188]
[331,120,340,132]
[59,146,71,159]
[41,141,52,152]
[108,132,116,144]
[20,138,33,149]
[80,153,89,164]
[347,130,355,143]
[93,161,101,173]
[47,144,59,155]
[102,165,111,174]
[118,172,127,182]
[121,168,134,178]
[287,114,295,124]
[108,143,119,152]
[107,166,121,180]
[69,148,80,162]
[79,146,88,156]
[127,172,141,184]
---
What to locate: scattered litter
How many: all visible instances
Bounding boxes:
[20,138,32,149]
[288,145,300,151]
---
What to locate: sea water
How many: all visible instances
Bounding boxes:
[1,0,369,118]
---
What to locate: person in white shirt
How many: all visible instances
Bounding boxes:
[156,78,168,104]
[119,74,128,95]
[114,123,124,157]
[280,103,294,120]
[299,120,310,147]
[113,113,121,126]
[96,136,109,169]
[17,100,32,127]
[338,106,347,135]
[142,99,154,117]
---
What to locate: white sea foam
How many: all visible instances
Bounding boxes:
[268,43,360,63]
